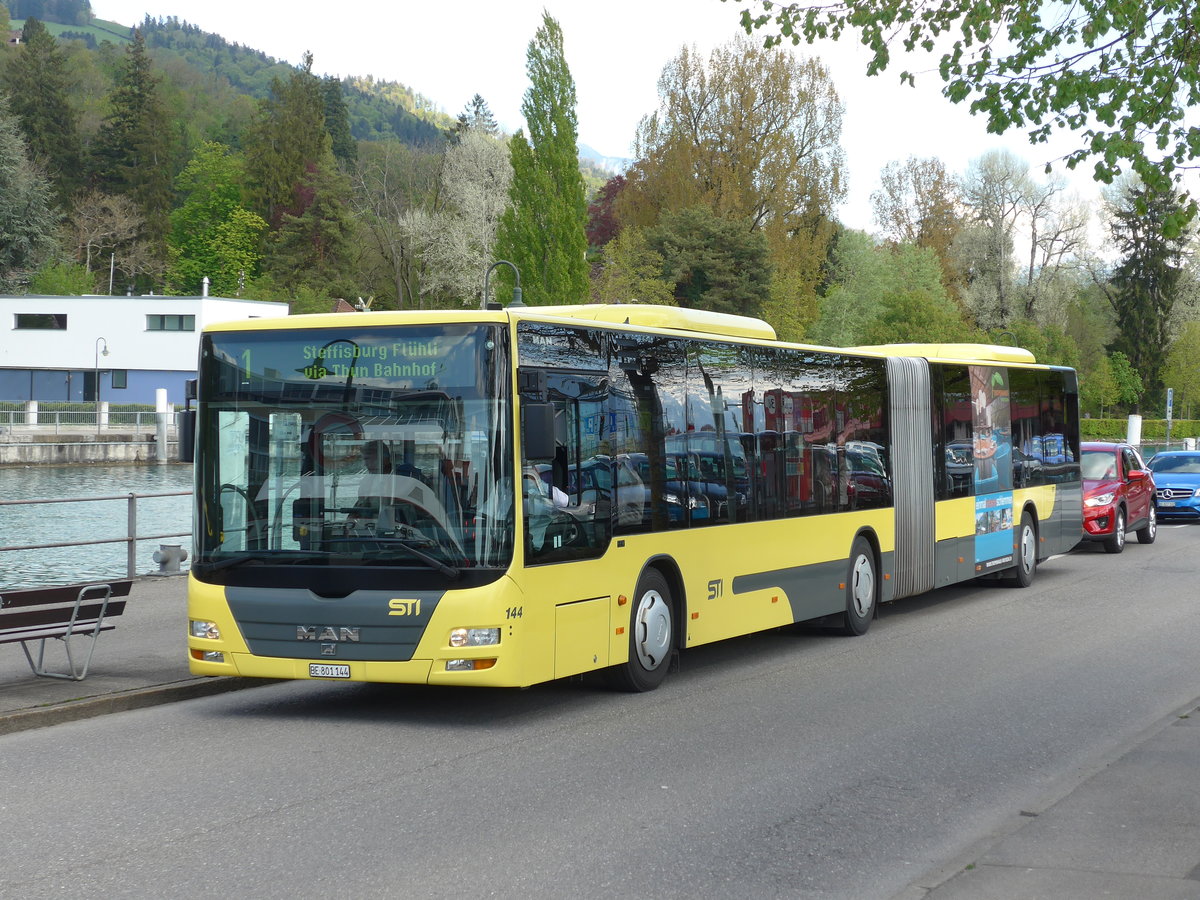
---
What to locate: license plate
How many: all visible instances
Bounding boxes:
[309,663,351,679]
[1161,501,1176,507]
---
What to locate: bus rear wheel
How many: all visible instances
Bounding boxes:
[841,537,877,636]
[1007,510,1038,586]
[605,569,674,692]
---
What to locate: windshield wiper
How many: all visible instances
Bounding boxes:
[196,550,335,573]
[362,538,461,579]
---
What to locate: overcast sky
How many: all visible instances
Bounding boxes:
[89,0,1101,232]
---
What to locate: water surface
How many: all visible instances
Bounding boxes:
[0,464,193,589]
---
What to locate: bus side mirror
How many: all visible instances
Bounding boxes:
[178,410,196,463]
[522,402,556,460]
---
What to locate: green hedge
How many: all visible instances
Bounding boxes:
[1081,418,1200,441]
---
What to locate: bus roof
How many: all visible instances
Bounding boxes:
[529,304,777,340]
[848,342,1038,365]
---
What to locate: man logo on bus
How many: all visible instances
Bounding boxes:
[296,626,360,642]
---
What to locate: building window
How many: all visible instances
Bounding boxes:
[15,313,67,329]
[111,370,128,390]
[147,314,195,331]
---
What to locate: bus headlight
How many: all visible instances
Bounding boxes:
[190,619,221,640]
[449,627,501,648]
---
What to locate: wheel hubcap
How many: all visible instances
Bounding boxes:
[1021,525,1036,572]
[850,555,875,617]
[1116,513,1125,547]
[634,590,671,671]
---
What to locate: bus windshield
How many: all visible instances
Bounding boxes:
[193,323,512,577]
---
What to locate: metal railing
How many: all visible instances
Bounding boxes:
[0,491,191,579]
[0,410,179,433]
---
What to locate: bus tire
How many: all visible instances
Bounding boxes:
[605,569,674,692]
[841,536,877,636]
[1007,511,1038,586]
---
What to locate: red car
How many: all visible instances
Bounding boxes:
[1080,441,1156,553]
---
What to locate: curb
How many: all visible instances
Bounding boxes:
[0,677,275,736]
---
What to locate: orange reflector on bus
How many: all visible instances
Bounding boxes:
[838,582,846,590]
[616,626,625,635]
[771,596,779,603]
[618,595,628,606]
[691,612,699,619]
[884,573,891,580]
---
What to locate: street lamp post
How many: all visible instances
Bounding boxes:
[95,337,109,432]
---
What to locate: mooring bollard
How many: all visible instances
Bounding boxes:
[151,543,188,575]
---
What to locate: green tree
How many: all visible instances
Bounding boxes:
[455,93,499,138]
[493,12,589,306]
[0,97,59,291]
[244,51,332,225]
[739,0,1200,234]
[323,76,357,168]
[871,157,964,303]
[3,17,82,204]
[31,259,94,294]
[1162,321,1200,420]
[621,36,845,331]
[1080,353,1119,418]
[862,288,979,344]
[266,161,358,300]
[592,225,675,306]
[1109,350,1144,410]
[167,142,267,296]
[1102,180,1192,401]
[646,206,772,317]
[91,29,175,245]
[811,232,967,347]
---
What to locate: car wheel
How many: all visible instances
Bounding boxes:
[604,568,674,692]
[841,536,877,635]
[1103,508,1126,554]
[1006,510,1038,587]
[1137,505,1157,544]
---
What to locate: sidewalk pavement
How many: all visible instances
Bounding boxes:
[3,578,1200,898]
[0,573,264,736]
[901,700,1200,898]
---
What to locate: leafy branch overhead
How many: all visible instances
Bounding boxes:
[735,0,1200,234]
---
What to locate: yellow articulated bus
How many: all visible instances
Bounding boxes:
[184,302,1081,691]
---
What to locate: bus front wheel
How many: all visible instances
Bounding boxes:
[605,569,674,692]
[841,537,877,636]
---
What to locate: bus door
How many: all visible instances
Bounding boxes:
[519,369,612,563]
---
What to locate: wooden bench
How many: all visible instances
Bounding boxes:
[0,580,133,681]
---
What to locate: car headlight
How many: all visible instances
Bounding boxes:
[1084,492,1115,507]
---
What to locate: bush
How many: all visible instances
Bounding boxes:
[1082,418,1200,441]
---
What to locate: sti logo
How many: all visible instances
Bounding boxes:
[388,598,422,617]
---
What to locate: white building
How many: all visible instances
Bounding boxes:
[0,294,290,405]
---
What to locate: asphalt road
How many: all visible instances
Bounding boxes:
[1,522,1197,899]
